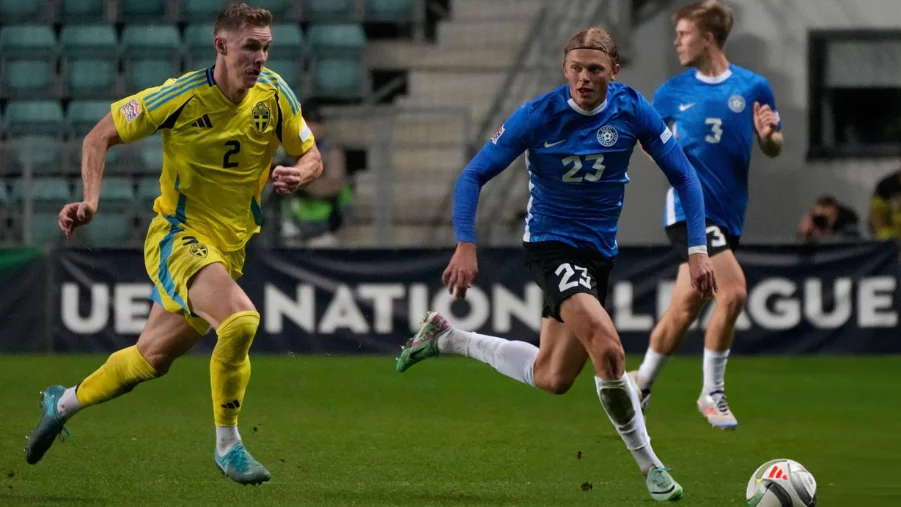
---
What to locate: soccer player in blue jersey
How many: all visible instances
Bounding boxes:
[631,1,783,430]
[395,27,717,502]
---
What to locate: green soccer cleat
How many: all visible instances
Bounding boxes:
[214,443,271,486]
[395,311,450,373]
[646,466,684,502]
[24,385,72,465]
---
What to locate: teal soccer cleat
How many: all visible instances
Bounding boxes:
[24,385,71,465]
[395,311,450,373]
[214,443,271,485]
[646,466,684,502]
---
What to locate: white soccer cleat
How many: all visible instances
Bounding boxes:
[627,370,651,415]
[697,390,738,430]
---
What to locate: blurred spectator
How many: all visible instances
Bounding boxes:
[868,169,901,239]
[280,104,353,247]
[797,195,861,244]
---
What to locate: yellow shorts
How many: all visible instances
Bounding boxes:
[144,214,246,335]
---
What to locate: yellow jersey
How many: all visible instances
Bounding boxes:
[110,66,315,249]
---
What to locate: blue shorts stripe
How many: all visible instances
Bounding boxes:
[158,218,189,312]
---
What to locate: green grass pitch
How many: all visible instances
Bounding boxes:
[1,354,900,506]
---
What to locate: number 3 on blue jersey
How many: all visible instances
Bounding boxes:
[562,154,606,183]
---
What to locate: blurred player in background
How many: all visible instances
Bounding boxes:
[631,0,783,430]
[24,3,322,485]
[396,27,717,502]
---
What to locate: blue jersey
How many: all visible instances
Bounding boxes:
[654,64,780,236]
[453,83,707,258]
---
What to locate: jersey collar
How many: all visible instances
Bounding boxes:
[206,66,216,86]
[694,67,732,84]
[566,97,609,116]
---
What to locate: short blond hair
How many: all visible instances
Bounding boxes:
[214,2,272,34]
[564,27,619,65]
[672,1,734,48]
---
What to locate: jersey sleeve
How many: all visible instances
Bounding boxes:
[276,82,315,157]
[479,103,534,167]
[110,78,180,143]
[635,92,677,159]
[756,78,782,131]
[652,84,673,123]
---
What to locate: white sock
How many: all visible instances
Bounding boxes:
[596,374,663,474]
[703,348,730,393]
[56,386,82,420]
[637,348,669,391]
[437,328,537,387]
[216,426,241,455]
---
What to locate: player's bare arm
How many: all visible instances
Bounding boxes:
[59,113,123,238]
[753,101,782,157]
[271,143,323,196]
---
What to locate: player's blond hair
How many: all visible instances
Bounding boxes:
[564,27,620,65]
[672,1,734,48]
[214,2,272,34]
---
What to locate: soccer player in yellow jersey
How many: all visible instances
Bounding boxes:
[24,4,322,485]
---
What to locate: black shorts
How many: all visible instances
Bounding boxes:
[523,241,613,323]
[665,219,740,262]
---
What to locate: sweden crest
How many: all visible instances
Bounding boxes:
[252,102,271,133]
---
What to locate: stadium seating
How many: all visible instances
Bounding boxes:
[2,101,65,136]
[138,177,160,207]
[60,0,107,23]
[0,0,44,24]
[306,0,356,21]
[366,0,415,21]
[30,212,65,245]
[7,136,60,173]
[10,177,72,207]
[78,214,132,244]
[120,0,168,22]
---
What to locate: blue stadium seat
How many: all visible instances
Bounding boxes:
[60,25,117,53]
[265,60,302,90]
[3,59,56,98]
[307,24,366,52]
[182,0,227,20]
[137,177,160,206]
[65,59,118,97]
[184,23,215,68]
[31,212,65,245]
[67,100,112,136]
[306,0,355,21]
[122,25,181,53]
[127,59,179,92]
[366,0,414,21]
[120,0,168,21]
[2,100,65,136]
[60,0,107,22]
[313,57,363,97]
[10,177,72,206]
[0,0,46,24]
[74,177,134,206]
[79,214,132,245]
[0,25,57,52]
[136,135,164,173]
[7,136,61,174]
[269,24,305,59]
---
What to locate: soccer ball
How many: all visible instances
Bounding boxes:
[746,459,817,506]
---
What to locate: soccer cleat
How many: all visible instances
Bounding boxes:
[214,443,271,485]
[627,370,651,415]
[395,311,450,373]
[24,385,72,465]
[697,390,738,429]
[646,466,684,502]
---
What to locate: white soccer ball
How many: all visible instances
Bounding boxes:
[746,459,817,506]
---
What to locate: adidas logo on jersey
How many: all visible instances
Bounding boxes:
[189,114,213,128]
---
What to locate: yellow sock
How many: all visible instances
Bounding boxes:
[211,311,260,427]
[75,346,160,407]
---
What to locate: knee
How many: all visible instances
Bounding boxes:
[534,370,576,395]
[718,287,748,316]
[213,311,261,362]
[137,346,176,375]
[584,330,625,373]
